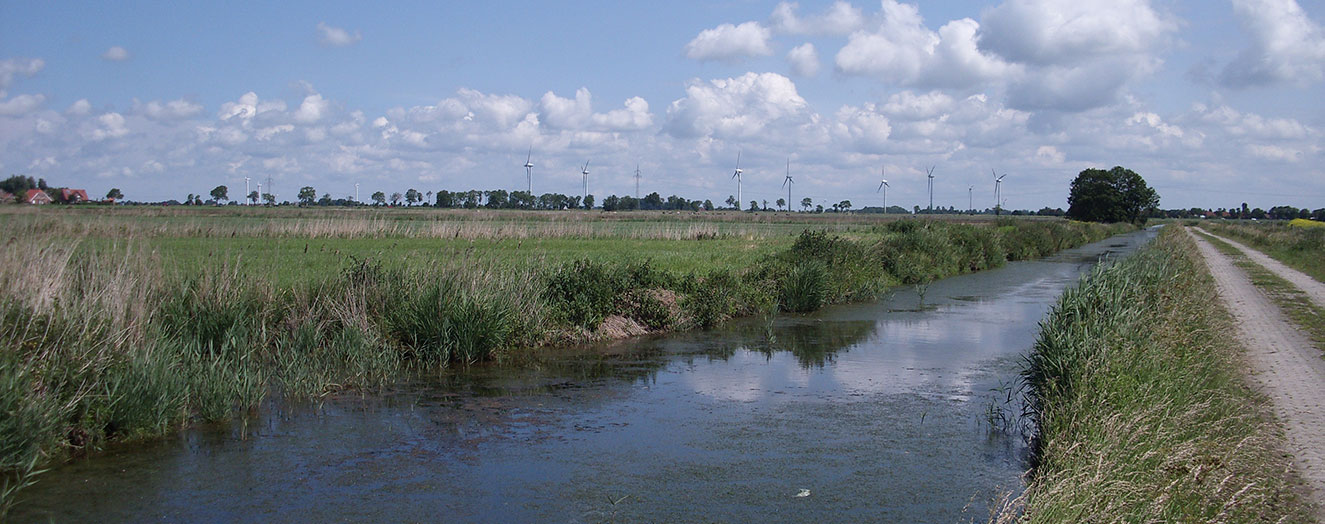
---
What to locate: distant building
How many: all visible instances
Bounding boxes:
[59,188,89,203]
[0,190,13,204]
[24,189,53,205]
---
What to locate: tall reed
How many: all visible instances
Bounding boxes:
[1011,226,1307,521]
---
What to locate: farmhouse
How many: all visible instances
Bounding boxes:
[60,188,90,203]
[23,189,53,205]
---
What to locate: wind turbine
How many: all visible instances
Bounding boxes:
[523,147,534,194]
[731,150,743,209]
[782,158,794,212]
[355,183,360,204]
[968,185,973,214]
[244,177,250,205]
[581,160,591,201]
[877,169,890,214]
[993,170,1007,216]
[926,165,936,212]
[635,163,641,199]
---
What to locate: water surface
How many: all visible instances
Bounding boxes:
[14,228,1157,523]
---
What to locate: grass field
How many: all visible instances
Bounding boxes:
[0,205,1127,515]
[1007,226,1308,522]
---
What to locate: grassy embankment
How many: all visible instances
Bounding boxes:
[1201,220,1325,284]
[1193,229,1325,356]
[0,207,1127,513]
[1010,226,1308,522]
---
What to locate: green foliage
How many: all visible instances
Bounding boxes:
[681,269,742,328]
[1066,166,1160,224]
[1017,228,1307,521]
[780,260,828,312]
[544,259,627,329]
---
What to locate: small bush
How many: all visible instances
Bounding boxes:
[781,260,829,312]
[682,269,741,328]
[543,259,626,329]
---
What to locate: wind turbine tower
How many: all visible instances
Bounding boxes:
[782,158,794,212]
[968,185,973,214]
[523,147,534,194]
[244,177,250,205]
[993,170,1007,216]
[581,160,591,201]
[635,164,641,199]
[731,151,743,209]
[877,167,889,214]
[926,166,936,211]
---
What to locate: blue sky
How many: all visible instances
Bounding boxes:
[1,0,1323,210]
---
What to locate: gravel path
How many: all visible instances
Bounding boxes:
[1195,227,1325,308]
[1188,227,1325,520]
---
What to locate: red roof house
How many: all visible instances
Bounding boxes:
[60,188,89,203]
[24,189,53,205]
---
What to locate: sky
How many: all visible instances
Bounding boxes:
[1,0,1323,211]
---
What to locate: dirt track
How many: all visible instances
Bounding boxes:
[1187,227,1325,519]
[1196,228,1325,309]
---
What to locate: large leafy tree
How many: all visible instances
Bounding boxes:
[298,186,316,205]
[210,185,228,203]
[1066,166,1159,224]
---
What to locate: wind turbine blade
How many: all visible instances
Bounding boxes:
[736,150,741,169]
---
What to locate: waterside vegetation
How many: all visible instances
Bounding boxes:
[1011,226,1308,522]
[0,207,1129,513]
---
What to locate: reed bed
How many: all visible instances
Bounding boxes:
[1008,226,1308,522]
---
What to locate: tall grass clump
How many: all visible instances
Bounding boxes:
[1012,226,1307,522]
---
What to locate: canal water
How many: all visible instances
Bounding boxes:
[13,228,1157,523]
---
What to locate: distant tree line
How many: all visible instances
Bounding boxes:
[1154,204,1325,221]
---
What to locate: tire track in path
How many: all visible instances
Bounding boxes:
[1187,227,1325,520]
[1195,227,1325,309]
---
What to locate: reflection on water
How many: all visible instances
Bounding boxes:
[11,228,1157,523]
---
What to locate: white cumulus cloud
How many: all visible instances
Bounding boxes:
[1220,0,1325,87]
[316,22,362,47]
[0,57,44,96]
[664,72,809,139]
[769,1,864,36]
[835,1,1013,89]
[0,94,45,116]
[102,46,130,61]
[293,94,329,123]
[135,98,203,120]
[787,43,820,77]
[980,0,1176,112]
[684,22,773,63]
